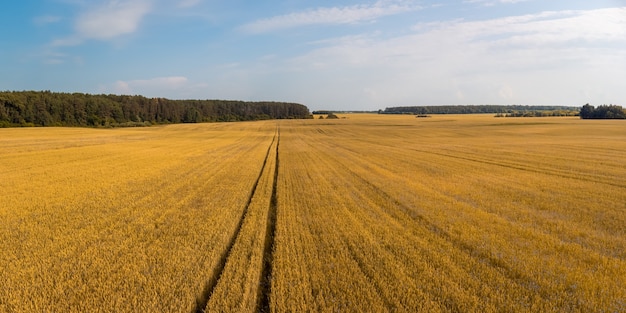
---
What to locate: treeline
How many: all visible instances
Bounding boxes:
[495,110,579,117]
[382,105,579,115]
[0,91,311,127]
[580,104,626,119]
[312,110,335,115]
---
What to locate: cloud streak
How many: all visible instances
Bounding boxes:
[240,0,420,33]
[76,0,151,40]
[33,15,62,26]
[98,76,210,99]
[178,0,202,8]
[464,0,532,6]
[103,76,190,95]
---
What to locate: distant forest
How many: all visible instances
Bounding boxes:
[382,105,580,115]
[0,91,312,127]
[580,104,626,119]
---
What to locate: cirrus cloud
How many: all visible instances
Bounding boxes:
[464,0,532,6]
[33,15,62,26]
[240,0,421,34]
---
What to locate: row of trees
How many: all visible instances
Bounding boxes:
[382,105,579,115]
[495,110,579,117]
[0,91,312,127]
[580,104,626,119]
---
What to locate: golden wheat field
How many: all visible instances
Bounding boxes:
[0,114,625,312]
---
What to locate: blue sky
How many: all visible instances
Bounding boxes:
[1,0,624,110]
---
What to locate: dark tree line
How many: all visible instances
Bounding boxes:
[382,105,579,115]
[495,110,579,117]
[0,91,312,127]
[580,104,626,119]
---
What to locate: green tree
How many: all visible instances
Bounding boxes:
[580,104,595,119]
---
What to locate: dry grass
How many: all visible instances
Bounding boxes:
[272,114,626,312]
[1,115,624,312]
[0,123,277,312]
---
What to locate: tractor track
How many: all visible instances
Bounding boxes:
[194,126,279,313]
[257,127,279,312]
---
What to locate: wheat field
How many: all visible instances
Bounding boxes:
[1,115,624,312]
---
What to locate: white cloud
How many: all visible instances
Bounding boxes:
[42,52,68,65]
[102,76,190,95]
[412,8,626,47]
[47,0,206,48]
[273,7,626,108]
[51,0,152,46]
[28,48,84,66]
[51,37,83,47]
[113,80,132,94]
[240,0,420,33]
[464,0,532,6]
[75,0,152,40]
[178,0,202,8]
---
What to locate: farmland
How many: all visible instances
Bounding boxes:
[1,114,625,312]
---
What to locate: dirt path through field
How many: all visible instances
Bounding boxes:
[199,125,280,313]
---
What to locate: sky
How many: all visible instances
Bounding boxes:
[1,0,625,111]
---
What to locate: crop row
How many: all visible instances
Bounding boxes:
[0,123,277,311]
[270,116,626,312]
[1,115,625,312]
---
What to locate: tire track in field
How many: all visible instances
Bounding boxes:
[258,126,279,313]
[194,129,278,313]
